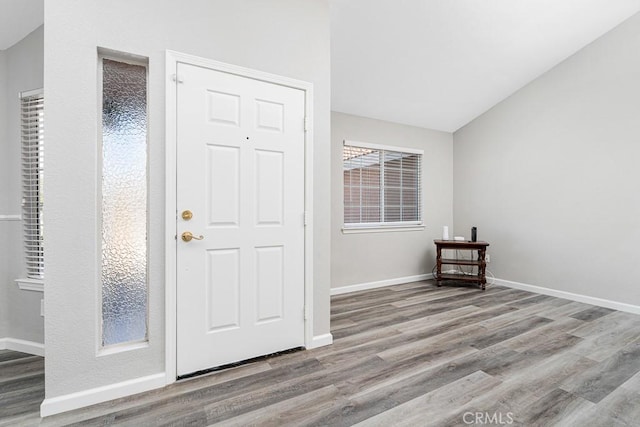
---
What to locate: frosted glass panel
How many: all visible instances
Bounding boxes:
[101,59,148,346]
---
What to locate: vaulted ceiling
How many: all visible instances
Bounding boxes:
[3,1,640,133]
[331,0,640,132]
[0,0,43,50]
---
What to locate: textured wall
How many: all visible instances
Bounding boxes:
[0,49,8,338]
[44,0,330,399]
[1,26,45,343]
[331,112,453,289]
[454,13,640,306]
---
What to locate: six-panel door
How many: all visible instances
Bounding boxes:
[176,63,305,376]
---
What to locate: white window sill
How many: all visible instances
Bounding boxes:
[16,278,44,292]
[342,225,425,234]
[98,341,149,357]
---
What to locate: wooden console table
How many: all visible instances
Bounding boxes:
[434,240,489,290]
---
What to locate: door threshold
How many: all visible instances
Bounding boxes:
[177,346,305,381]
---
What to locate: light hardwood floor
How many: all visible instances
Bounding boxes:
[2,280,640,426]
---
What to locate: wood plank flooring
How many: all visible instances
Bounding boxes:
[3,280,640,426]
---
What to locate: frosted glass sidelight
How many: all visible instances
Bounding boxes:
[101,59,148,346]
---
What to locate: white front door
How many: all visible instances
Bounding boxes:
[176,63,306,376]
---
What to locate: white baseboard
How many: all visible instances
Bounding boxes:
[307,333,333,349]
[0,337,44,356]
[329,273,640,315]
[40,372,166,417]
[493,277,640,315]
[331,273,433,296]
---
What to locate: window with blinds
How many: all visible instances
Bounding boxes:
[343,141,423,228]
[20,90,44,279]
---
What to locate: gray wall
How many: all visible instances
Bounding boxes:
[0,26,45,343]
[0,49,7,212]
[331,112,453,290]
[44,0,330,398]
[0,48,8,338]
[453,13,640,306]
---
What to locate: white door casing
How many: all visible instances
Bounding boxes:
[173,60,308,376]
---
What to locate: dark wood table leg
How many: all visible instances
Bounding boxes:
[478,248,486,290]
[436,246,442,287]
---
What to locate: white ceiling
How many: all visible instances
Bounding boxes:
[0,0,43,50]
[3,1,640,132]
[331,0,640,132]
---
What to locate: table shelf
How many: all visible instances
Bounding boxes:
[440,258,484,266]
[438,273,483,282]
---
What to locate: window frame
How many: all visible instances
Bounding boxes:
[17,89,45,289]
[342,140,425,234]
[98,53,150,350]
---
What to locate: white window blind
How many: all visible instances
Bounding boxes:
[20,90,44,279]
[343,141,422,227]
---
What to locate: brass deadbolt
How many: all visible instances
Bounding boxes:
[182,210,193,220]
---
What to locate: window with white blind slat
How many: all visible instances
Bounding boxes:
[343,140,423,229]
[20,90,44,280]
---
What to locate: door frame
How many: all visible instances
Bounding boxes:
[164,50,315,383]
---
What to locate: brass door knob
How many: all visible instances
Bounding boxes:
[181,231,204,242]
